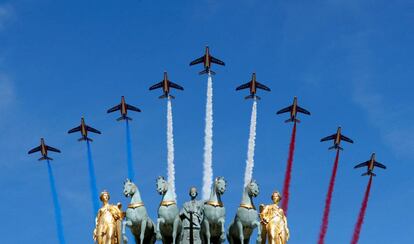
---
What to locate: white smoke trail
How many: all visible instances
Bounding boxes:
[244,99,258,187]
[167,98,176,200]
[202,74,214,200]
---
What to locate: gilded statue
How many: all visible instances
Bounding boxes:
[93,190,125,244]
[259,191,290,244]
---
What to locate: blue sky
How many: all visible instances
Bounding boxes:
[1,0,413,243]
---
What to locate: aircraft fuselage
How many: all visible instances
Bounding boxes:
[204,47,210,69]
[40,138,47,157]
[335,127,342,146]
[247,73,258,96]
[163,72,170,95]
[369,154,376,171]
[81,118,87,138]
[120,96,127,116]
[290,97,298,120]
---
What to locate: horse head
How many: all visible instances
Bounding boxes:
[123,178,137,198]
[156,176,168,195]
[247,180,259,198]
[214,176,227,195]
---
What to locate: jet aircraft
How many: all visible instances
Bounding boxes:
[320,126,354,150]
[276,97,310,123]
[68,117,101,142]
[189,46,225,75]
[235,73,271,99]
[149,72,184,99]
[28,138,61,161]
[354,153,386,176]
[107,96,141,121]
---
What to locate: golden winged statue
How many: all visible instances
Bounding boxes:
[259,191,290,244]
[93,190,125,244]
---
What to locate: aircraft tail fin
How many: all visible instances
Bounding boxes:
[199,69,215,75]
[39,156,53,161]
[78,137,93,142]
[245,95,260,100]
[362,172,376,177]
[116,116,132,121]
[285,118,300,123]
[329,145,343,151]
[159,94,175,99]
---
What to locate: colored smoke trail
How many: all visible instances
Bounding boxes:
[86,140,99,213]
[125,120,135,181]
[202,74,214,200]
[46,161,66,244]
[317,149,341,244]
[281,122,297,214]
[243,99,258,187]
[167,98,176,200]
[351,176,373,244]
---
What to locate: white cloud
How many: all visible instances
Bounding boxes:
[352,81,414,159]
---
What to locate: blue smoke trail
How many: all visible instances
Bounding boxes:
[86,140,99,213]
[46,160,66,244]
[125,120,135,181]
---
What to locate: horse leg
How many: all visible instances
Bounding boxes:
[172,217,180,244]
[236,220,244,242]
[122,220,132,244]
[156,217,165,240]
[139,219,147,244]
[219,218,226,242]
[203,219,211,244]
[253,221,262,244]
[227,224,234,244]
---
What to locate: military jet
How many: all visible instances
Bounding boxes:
[320,126,354,150]
[235,73,271,100]
[189,46,225,75]
[354,153,386,176]
[149,72,184,99]
[107,96,141,121]
[276,97,310,123]
[68,117,101,142]
[28,138,61,161]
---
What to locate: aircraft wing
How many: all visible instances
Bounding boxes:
[189,56,204,66]
[169,81,184,90]
[210,56,225,66]
[28,146,41,154]
[46,145,61,153]
[107,104,121,113]
[86,126,101,134]
[236,82,251,91]
[149,81,163,90]
[255,82,271,91]
[296,106,311,115]
[68,126,81,134]
[320,134,336,142]
[354,160,369,169]
[126,104,141,112]
[341,135,354,143]
[276,105,293,114]
[374,161,387,169]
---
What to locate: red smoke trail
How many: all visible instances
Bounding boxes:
[351,176,373,244]
[317,149,340,244]
[281,122,297,214]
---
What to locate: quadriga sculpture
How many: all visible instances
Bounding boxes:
[155,176,182,244]
[227,180,262,244]
[122,179,156,244]
[202,176,227,244]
